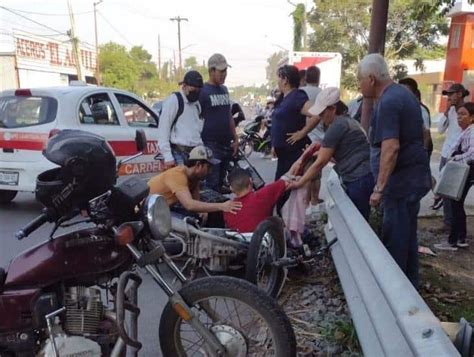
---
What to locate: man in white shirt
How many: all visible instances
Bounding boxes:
[300,66,323,214]
[157,70,204,169]
[437,83,469,227]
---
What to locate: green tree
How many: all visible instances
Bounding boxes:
[184,56,208,81]
[291,3,306,51]
[129,46,159,97]
[99,42,139,91]
[265,51,287,89]
[307,0,450,89]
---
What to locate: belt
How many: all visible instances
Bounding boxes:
[171,143,194,153]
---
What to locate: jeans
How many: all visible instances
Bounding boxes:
[448,166,474,244]
[382,193,422,288]
[172,149,188,165]
[203,141,232,192]
[440,157,452,226]
[274,147,303,180]
[344,172,374,221]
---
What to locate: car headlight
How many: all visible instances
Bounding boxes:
[144,194,171,240]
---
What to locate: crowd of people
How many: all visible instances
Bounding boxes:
[149,51,473,289]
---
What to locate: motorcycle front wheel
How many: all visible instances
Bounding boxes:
[245,218,286,298]
[159,276,296,357]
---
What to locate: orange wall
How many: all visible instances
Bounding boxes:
[441,13,474,110]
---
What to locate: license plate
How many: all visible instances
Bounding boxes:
[0,171,19,186]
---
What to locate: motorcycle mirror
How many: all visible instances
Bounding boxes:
[135,130,147,152]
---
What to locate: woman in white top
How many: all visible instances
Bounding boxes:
[436,84,468,226]
[434,102,474,251]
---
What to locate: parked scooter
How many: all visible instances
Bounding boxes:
[0,130,296,356]
[239,115,271,158]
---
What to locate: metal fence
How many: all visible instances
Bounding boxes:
[324,171,460,357]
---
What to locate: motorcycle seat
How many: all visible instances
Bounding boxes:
[0,268,5,292]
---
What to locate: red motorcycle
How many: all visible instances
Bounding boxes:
[0,130,296,356]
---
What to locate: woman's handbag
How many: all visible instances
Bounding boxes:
[434,160,470,201]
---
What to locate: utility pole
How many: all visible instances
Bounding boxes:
[93,0,103,85]
[157,35,161,78]
[172,50,177,79]
[170,16,188,77]
[360,0,390,132]
[67,0,84,81]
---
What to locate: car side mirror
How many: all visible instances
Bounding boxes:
[135,129,146,152]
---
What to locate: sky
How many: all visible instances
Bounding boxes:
[0,0,314,87]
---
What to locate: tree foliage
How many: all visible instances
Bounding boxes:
[306,0,451,89]
[291,3,306,51]
[265,51,288,90]
[99,42,139,92]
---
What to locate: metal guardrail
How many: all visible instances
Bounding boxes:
[324,171,460,357]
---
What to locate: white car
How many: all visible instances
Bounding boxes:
[0,83,162,203]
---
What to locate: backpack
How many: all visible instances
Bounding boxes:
[159,92,200,131]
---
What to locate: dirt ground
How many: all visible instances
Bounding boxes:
[418,216,474,322]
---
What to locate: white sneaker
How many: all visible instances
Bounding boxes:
[305,204,320,216]
[457,240,469,248]
[433,242,458,251]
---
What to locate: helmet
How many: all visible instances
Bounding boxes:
[36,130,116,212]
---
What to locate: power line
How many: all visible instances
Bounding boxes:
[0,7,93,17]
[0,5,68,36]
[97,10,133,46]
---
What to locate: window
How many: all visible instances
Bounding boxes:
[0,96,57,128]
[115,93,158,128]
[79,93,119,125]
[450,25,461,49]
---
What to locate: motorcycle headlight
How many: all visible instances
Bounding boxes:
[144,194,171,240]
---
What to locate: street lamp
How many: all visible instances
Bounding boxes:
[94,0,104,85]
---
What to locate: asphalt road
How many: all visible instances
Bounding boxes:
[0,153,278,356]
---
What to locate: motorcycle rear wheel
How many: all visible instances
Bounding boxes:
[245,218,286,298]
[159,276,296,357]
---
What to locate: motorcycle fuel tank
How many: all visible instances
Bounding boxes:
[4,227,131,288]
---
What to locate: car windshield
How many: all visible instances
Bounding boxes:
[0,96,58,128]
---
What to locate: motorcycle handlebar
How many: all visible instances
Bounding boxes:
[16,211,50,240]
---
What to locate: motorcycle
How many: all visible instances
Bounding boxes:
[238,116,271,158]
[0,130,296,356]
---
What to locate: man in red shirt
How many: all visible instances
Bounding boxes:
[224,168,289,232]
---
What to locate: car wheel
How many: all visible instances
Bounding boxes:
[0,190,18,204]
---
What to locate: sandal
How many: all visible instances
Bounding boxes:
[431,196,443,210]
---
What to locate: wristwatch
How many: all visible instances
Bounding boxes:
[373,185,384,194]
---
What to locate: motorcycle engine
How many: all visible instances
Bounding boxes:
[38,287,105,356]
[64,286,103,335]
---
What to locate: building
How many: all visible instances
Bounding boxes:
[440,0,474,110]
[0,32,96,91]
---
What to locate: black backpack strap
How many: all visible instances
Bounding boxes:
[170,92,184,131]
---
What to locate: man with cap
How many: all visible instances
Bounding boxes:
[436,83,469,228]
[199,53,238,192]
[287,87,374,220]
[148,145,242,215]
[157,70,204,169]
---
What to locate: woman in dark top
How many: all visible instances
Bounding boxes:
[271,65,320,179]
